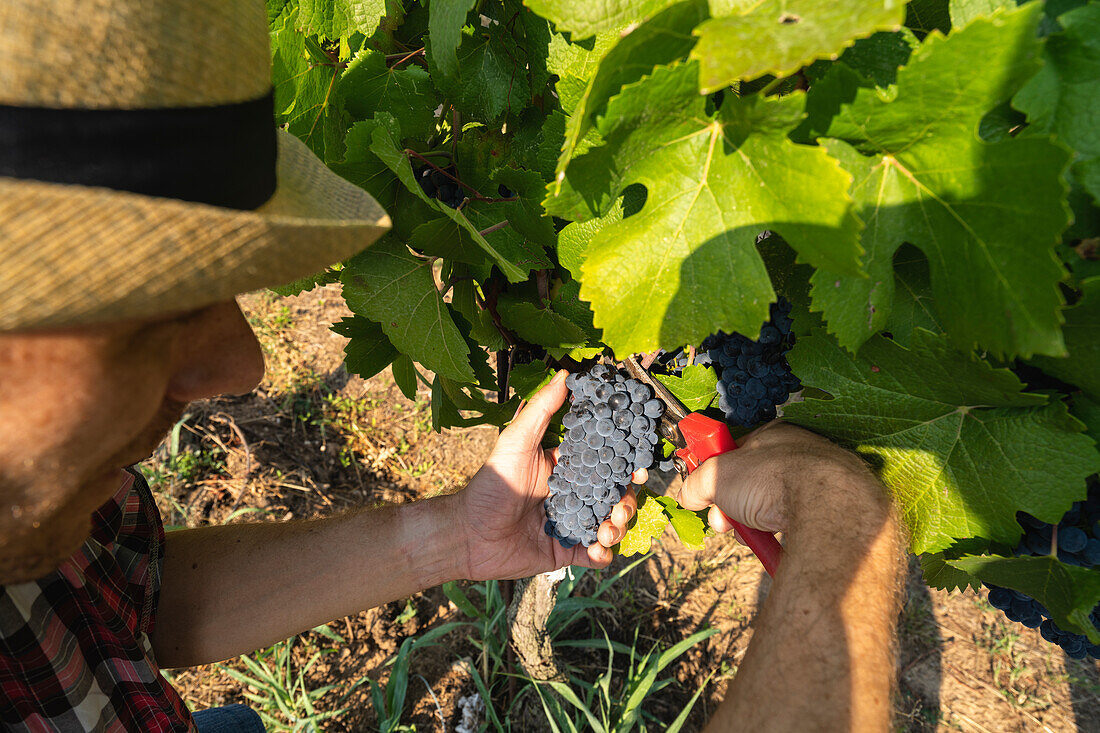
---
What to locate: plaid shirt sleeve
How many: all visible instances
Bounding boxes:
[0,469,197,732]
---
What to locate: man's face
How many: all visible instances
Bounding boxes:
[0,300,264,583]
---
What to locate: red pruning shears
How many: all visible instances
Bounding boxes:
[624,356,782,577]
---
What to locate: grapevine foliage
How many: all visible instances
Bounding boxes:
[269,0,1100,629]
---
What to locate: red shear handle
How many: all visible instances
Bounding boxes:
[674,413,783,577]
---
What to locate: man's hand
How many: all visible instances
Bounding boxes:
[675,420,871,538]
[677,420,904,733]
[456,370,641,581]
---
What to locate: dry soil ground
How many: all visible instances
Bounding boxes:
[142,286,1100,732]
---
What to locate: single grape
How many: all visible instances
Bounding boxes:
[1059,526,1087,553]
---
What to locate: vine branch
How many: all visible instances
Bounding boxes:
[479,220,511,237]
[385,48,425,66]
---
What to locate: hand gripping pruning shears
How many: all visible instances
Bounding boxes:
[623,355,783,577]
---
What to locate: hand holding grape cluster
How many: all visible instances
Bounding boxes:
[543,366,665,547]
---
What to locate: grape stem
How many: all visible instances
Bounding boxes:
[478,220,511,237]
[385,48,425,66]
[536,270,550,303]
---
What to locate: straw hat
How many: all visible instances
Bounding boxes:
[0,0,391,332]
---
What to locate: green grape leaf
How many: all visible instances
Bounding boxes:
[547,31,621,113]
[920,552,981,592]
[271,267,341,297]
[460,206,553,278]
[516,4,555,94]
[392,354,419,400]
[454,311,500,389]
[408,213,537,282]
[431,375,463,431]
[556,197,625,276]
[618,490,670,556]
[1073,393,1100,444]
[549,280,602,343]
[882,245,943,347]
[298,0,386,38]
[905,0,952,37]
[948,555,1100,642]
[271,8,348,162]
[267,0,291,25]
[514,108,567,181]
[498,169,559,253]
[341,237,475,383]
[546,345,606,361]
[783,329,1100,554]
[691,0,906,93]
[451,278,507,351]
[408,217,488,267]
[571,63,861,355]
[654,365,718,411]
[526,0,680,39]
[653,495,707,548]
[330,120,400,210]
[792,61,872,144]
[454,127,513,190]
[1027,278,1100,400]
[364,113,537,281]
[919,537,990,591]
[949,0,1011,27]
[498,298,590,348]
[1015,2,1100,205]
[428,26,530,122]
[436,376,518,428]
[811,5,1071,359]
[340,50,439,140]
[510,359,556,399]
[331,316,400,379]
[429,0,477,78]
[835,29,918,87]
[554,0,708,189]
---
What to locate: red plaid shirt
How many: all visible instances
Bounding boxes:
[0,469,196,732]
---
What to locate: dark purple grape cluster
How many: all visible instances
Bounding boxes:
[703,298,800,428]
[986,478,1100,659]
[415,164,465,208]
[543,365,665,547]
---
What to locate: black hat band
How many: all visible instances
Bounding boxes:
[0,91,277,211]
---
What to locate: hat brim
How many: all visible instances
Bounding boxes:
[0,129,391,331]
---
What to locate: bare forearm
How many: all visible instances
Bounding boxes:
[707,463,904,732]
[151,494,465,668]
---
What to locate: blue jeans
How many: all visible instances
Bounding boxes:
[191,704,266,733]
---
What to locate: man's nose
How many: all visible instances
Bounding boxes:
[164,300,265,403]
